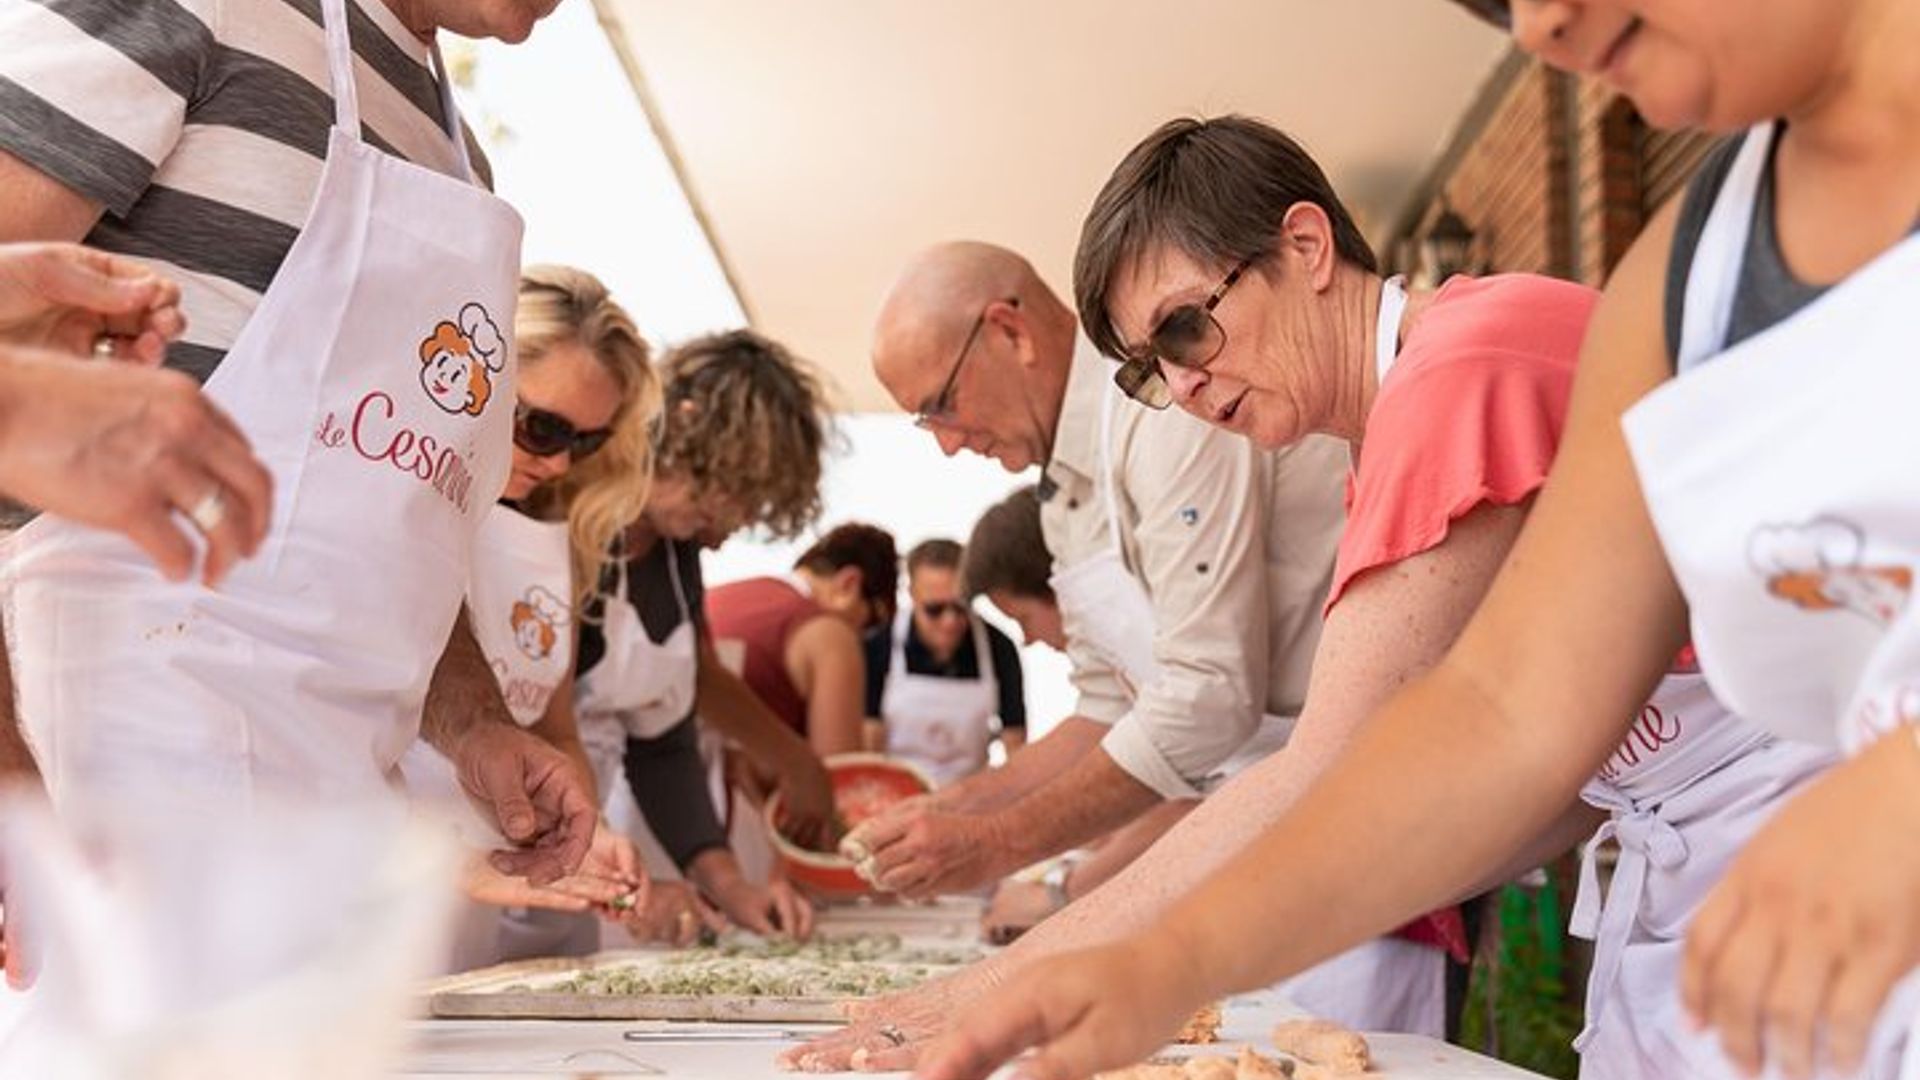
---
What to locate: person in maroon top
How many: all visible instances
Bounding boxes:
[706,523,900,761]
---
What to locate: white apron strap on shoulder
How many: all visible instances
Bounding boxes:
[1676,124,1776,371]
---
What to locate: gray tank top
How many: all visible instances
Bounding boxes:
[1664,127,1829,366]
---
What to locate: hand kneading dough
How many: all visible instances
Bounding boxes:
[1271,1019,1370,1073]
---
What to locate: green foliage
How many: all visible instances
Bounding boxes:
[1460,882,1584,1079]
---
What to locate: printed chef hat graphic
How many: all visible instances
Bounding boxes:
[524,585,571,628]
[1748,517,1866,579]
[459,303,507,374]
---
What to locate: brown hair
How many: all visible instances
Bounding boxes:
[1074,115,1378,362]
[962,486,1053,601]
[906,538,963,576]
[514,264,661,611]
[653,329,832,540]
[795,522,900,614]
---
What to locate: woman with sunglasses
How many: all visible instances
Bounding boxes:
[899,0,1920,1075]
[573,329,843,943]
[407,264,658,965]
[862,538,1027,788]
[794,115,1821,1078]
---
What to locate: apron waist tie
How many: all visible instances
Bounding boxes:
[1570,804,1689,1052]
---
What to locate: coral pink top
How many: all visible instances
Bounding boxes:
[1329,274,1600,613]
[1333,274,1600,965]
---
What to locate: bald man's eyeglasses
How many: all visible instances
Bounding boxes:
[913,297,1019,429]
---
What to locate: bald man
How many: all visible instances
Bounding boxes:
[845,242,1346,899]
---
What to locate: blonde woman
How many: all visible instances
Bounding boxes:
[411,264,662,964]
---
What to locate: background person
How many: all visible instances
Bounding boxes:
[864,538,1026,787]
[706,522,900,774]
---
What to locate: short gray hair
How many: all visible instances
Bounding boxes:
[1074,115,1378,362]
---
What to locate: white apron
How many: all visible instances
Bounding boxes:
[880,609,999,788]
[415,504,581,970]
[575,541,731,885]
[1622,123,1920,1077]
[1055,322,1443,1035]
[574,542,702,797]
[1571,666,1840,1079]
[5,0,520,810]
[1047,385,1159,691]
[467,504,574,727]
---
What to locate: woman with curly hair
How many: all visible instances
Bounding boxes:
[575,329,841,942]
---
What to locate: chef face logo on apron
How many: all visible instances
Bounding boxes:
[1750,516,1913,627]
[313,301,509,516]
[418,303,507,417]
[509,585,570,660]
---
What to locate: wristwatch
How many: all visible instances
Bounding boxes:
[1041,860,1074,911]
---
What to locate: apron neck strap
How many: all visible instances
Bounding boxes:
[661,539,692,624]
[970,611,994,680]
[316,0,478,182]
[1096,386,1126,561]
[319,0,361,135]
[891,608,913,666]
[429,43,478,183]
[1677,123,1777,372]
[1375,275,1409,385]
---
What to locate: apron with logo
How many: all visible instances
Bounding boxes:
[880,609,999,788]
[6,0,520,814]
[1571,661,1839,1078]
[420,503,579,969]
[1621,123,1920,1078]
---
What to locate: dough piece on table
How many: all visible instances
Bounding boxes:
[1176,1003,1224,1044]
[1183,1055,1237,1080]
[1270,1019,1370,1073]
[1097,1064,1189,1080]
[1234,1047,1290,1080]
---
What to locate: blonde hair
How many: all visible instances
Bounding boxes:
[654,329,833,540]
[516,265,662,611]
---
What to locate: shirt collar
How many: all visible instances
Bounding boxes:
[1040,334,1114,501]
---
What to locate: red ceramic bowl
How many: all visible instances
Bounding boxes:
[765,753,934,900]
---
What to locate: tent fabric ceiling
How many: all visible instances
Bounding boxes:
[598,0,1509,411]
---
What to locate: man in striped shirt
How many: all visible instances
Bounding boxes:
[0,0,580,981]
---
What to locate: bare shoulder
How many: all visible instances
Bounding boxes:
[1570,192,1684,417]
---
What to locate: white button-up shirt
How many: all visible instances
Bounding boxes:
[1041,337,1346,798]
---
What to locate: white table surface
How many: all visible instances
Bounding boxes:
[395,988,1547,1079]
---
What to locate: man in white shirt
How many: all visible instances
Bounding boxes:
[847,241,1344,897]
